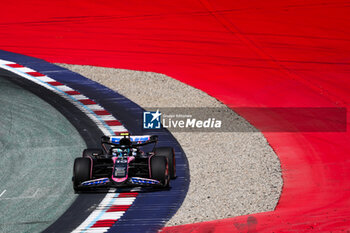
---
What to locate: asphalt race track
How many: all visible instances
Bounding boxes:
[0,65,110,233]
[0,72,85,233]
[2,0,350,232]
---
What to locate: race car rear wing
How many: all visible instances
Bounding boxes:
[101,135,158,146]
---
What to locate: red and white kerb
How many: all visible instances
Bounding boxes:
[0,59,138,233]
[72,192,138,233]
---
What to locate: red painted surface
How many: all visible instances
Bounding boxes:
[107,205,131,212]
[26,71,45,77]
[79,99,97,105]
[118,192,139,198]
[94,110,111,116]
[47,81,63,86]
[1,0,350,231]
[91,220,117,228]
[105,120,122,126]
[65,90,81,95]
[7,63,24,68]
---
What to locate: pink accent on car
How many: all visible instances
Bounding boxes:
[114,177,127,182]
[148,154,154,178]
[127,156,135,163]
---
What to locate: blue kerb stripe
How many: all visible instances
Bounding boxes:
[5,66,116,136]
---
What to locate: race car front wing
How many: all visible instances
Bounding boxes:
[79,177,160,188]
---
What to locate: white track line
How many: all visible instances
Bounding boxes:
[0,190,6,198]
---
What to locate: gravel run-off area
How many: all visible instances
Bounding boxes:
[57,64,283,226]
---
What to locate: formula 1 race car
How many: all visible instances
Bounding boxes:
[72,134,176,192]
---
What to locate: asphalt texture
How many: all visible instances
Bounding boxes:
[0,75,86,232]
[57,64,283,226]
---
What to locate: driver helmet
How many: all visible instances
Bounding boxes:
[119,137,132,148]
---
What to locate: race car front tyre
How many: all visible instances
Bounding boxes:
[82,148,103,158]
[73,157,92,191]
[150,156,170,188]
[155,147,176,179]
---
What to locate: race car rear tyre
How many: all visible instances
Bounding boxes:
[82,148,103,158]
[73,157,92,191]
[155,147,176,179]
[150,156,170,188]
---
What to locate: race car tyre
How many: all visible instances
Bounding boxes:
[150,156,170,188]
[82,148,103,158]
[73,157,92,191]
[155,147,176,179]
